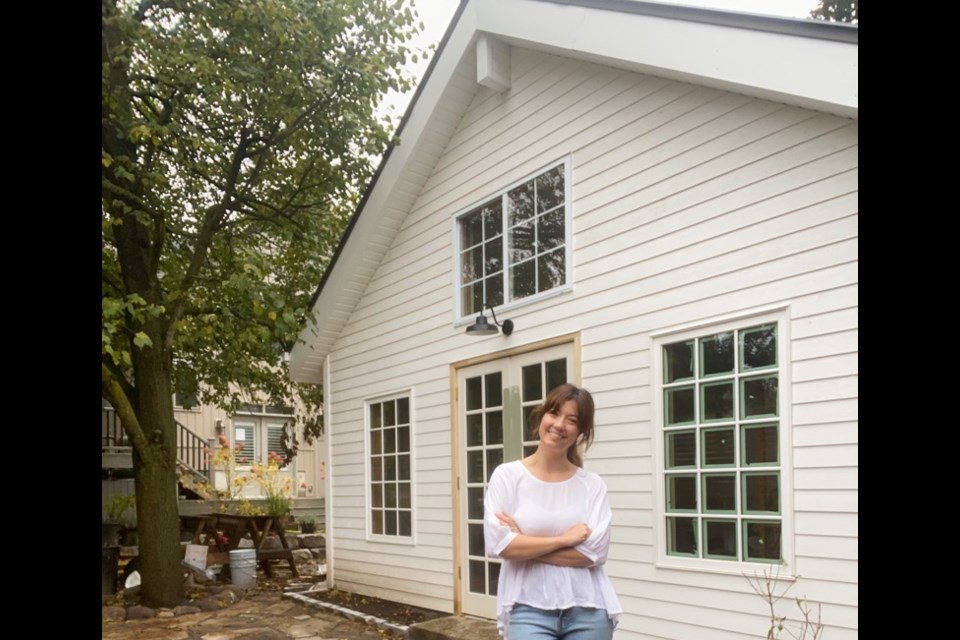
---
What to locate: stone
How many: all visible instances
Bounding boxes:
[126,605,157,620]
[173,605,202,616]
[101,606,126,622]
[408,616,498,640]
[261,535,283,551]
[299,534,325,549]
[196,596,224,612]
[292,549,312,562]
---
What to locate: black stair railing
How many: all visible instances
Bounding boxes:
[102,406,126,447]
[103,407,211,483]
[177,420,211,481]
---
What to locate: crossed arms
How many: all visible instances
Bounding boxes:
[495,513,594,568]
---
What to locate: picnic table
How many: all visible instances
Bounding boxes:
[181,513,299,578]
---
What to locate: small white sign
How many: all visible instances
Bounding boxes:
[184,544,208,570]
[235,428,246,441]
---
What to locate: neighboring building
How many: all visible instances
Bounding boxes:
[289,1,857,638]
[171,396,324,501]
[102,394,325,510]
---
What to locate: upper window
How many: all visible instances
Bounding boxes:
[368,394,413,539]
[174,391,199,410]
[659,320,784,565]
[237,403,295,416]
[456,162,569,317]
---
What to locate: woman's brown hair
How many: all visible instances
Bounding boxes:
[527,383,596,467]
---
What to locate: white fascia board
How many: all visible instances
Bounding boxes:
[475,0,857,118]
[288,7,481,383]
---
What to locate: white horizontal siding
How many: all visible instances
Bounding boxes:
[325,45,857,637]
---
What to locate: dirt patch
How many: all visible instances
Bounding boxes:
[306,588,448,626]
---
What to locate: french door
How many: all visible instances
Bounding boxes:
[456,343,574,618]
[230,416,294,498]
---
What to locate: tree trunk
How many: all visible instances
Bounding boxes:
[133,440,183,607]
[127,321,184,607]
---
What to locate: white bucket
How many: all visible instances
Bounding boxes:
[229,549,257,590]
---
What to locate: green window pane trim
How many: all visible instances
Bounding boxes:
[660,322,782,563]
[741,325,777,370]
[703,474,737,513]
[666,474,697,512]
[702,428,735,467]
[744,521,782,562]
[742,424,779,465]
[665,386,695,425]
[703,519,738,559]
[667,516,699,557]
[666,430,696,469]
[743,473,780,514]
[701,332,735,376]
[701,381,734,422]
[741,376,779,418]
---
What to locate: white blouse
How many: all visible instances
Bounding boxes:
[484,460,622,636]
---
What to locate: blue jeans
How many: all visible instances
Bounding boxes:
[509,604,613,640]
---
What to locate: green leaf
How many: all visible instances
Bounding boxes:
[133,332,153,349]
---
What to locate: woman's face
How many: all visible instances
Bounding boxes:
[538,399,581,451]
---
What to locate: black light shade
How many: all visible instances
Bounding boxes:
[465,314,498,336]
[465,302,514,336]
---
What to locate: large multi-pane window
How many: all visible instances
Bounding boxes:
[368,394,413,538]
[661,322,783,563]
[457,162,569,317]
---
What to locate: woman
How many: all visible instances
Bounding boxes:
[484,384,622,640]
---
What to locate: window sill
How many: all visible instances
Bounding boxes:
[454,284,573,328]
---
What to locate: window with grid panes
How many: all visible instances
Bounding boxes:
[662,323,782,563]
[457,163,568,317]
[368,395,413,538]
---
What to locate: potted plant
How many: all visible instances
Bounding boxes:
[299,516,317,534]
[102,494,136,547]
[250,451,293,518]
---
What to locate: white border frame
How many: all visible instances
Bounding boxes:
[363,388,417,546]
[450,156,574,324]
[650,305,795,576]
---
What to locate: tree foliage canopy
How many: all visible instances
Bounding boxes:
[103,0,420,438]
[102,0,420,605]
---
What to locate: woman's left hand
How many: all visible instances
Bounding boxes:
[497,512,522,534]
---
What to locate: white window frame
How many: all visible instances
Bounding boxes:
[364,390,416,544]
[231,405,295,470]
[452,158,573,322]
[652,308,795,575]
[173,391,200,411]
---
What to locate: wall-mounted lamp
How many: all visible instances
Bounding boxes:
[215,419,225,436]
[465,301,514,336]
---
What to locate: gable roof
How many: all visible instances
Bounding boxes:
[289,0,858,382]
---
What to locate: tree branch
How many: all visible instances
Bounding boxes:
[102,362,149,456]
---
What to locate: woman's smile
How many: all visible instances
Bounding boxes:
[539,400,580,447]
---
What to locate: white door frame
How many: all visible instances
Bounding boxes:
[451,335,580,618]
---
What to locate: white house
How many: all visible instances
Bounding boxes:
[289,1,857,638]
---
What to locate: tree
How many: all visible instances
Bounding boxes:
[102,0,420,606]
[811,0,858,23]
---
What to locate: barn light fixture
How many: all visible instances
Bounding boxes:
[465,301,514,336]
